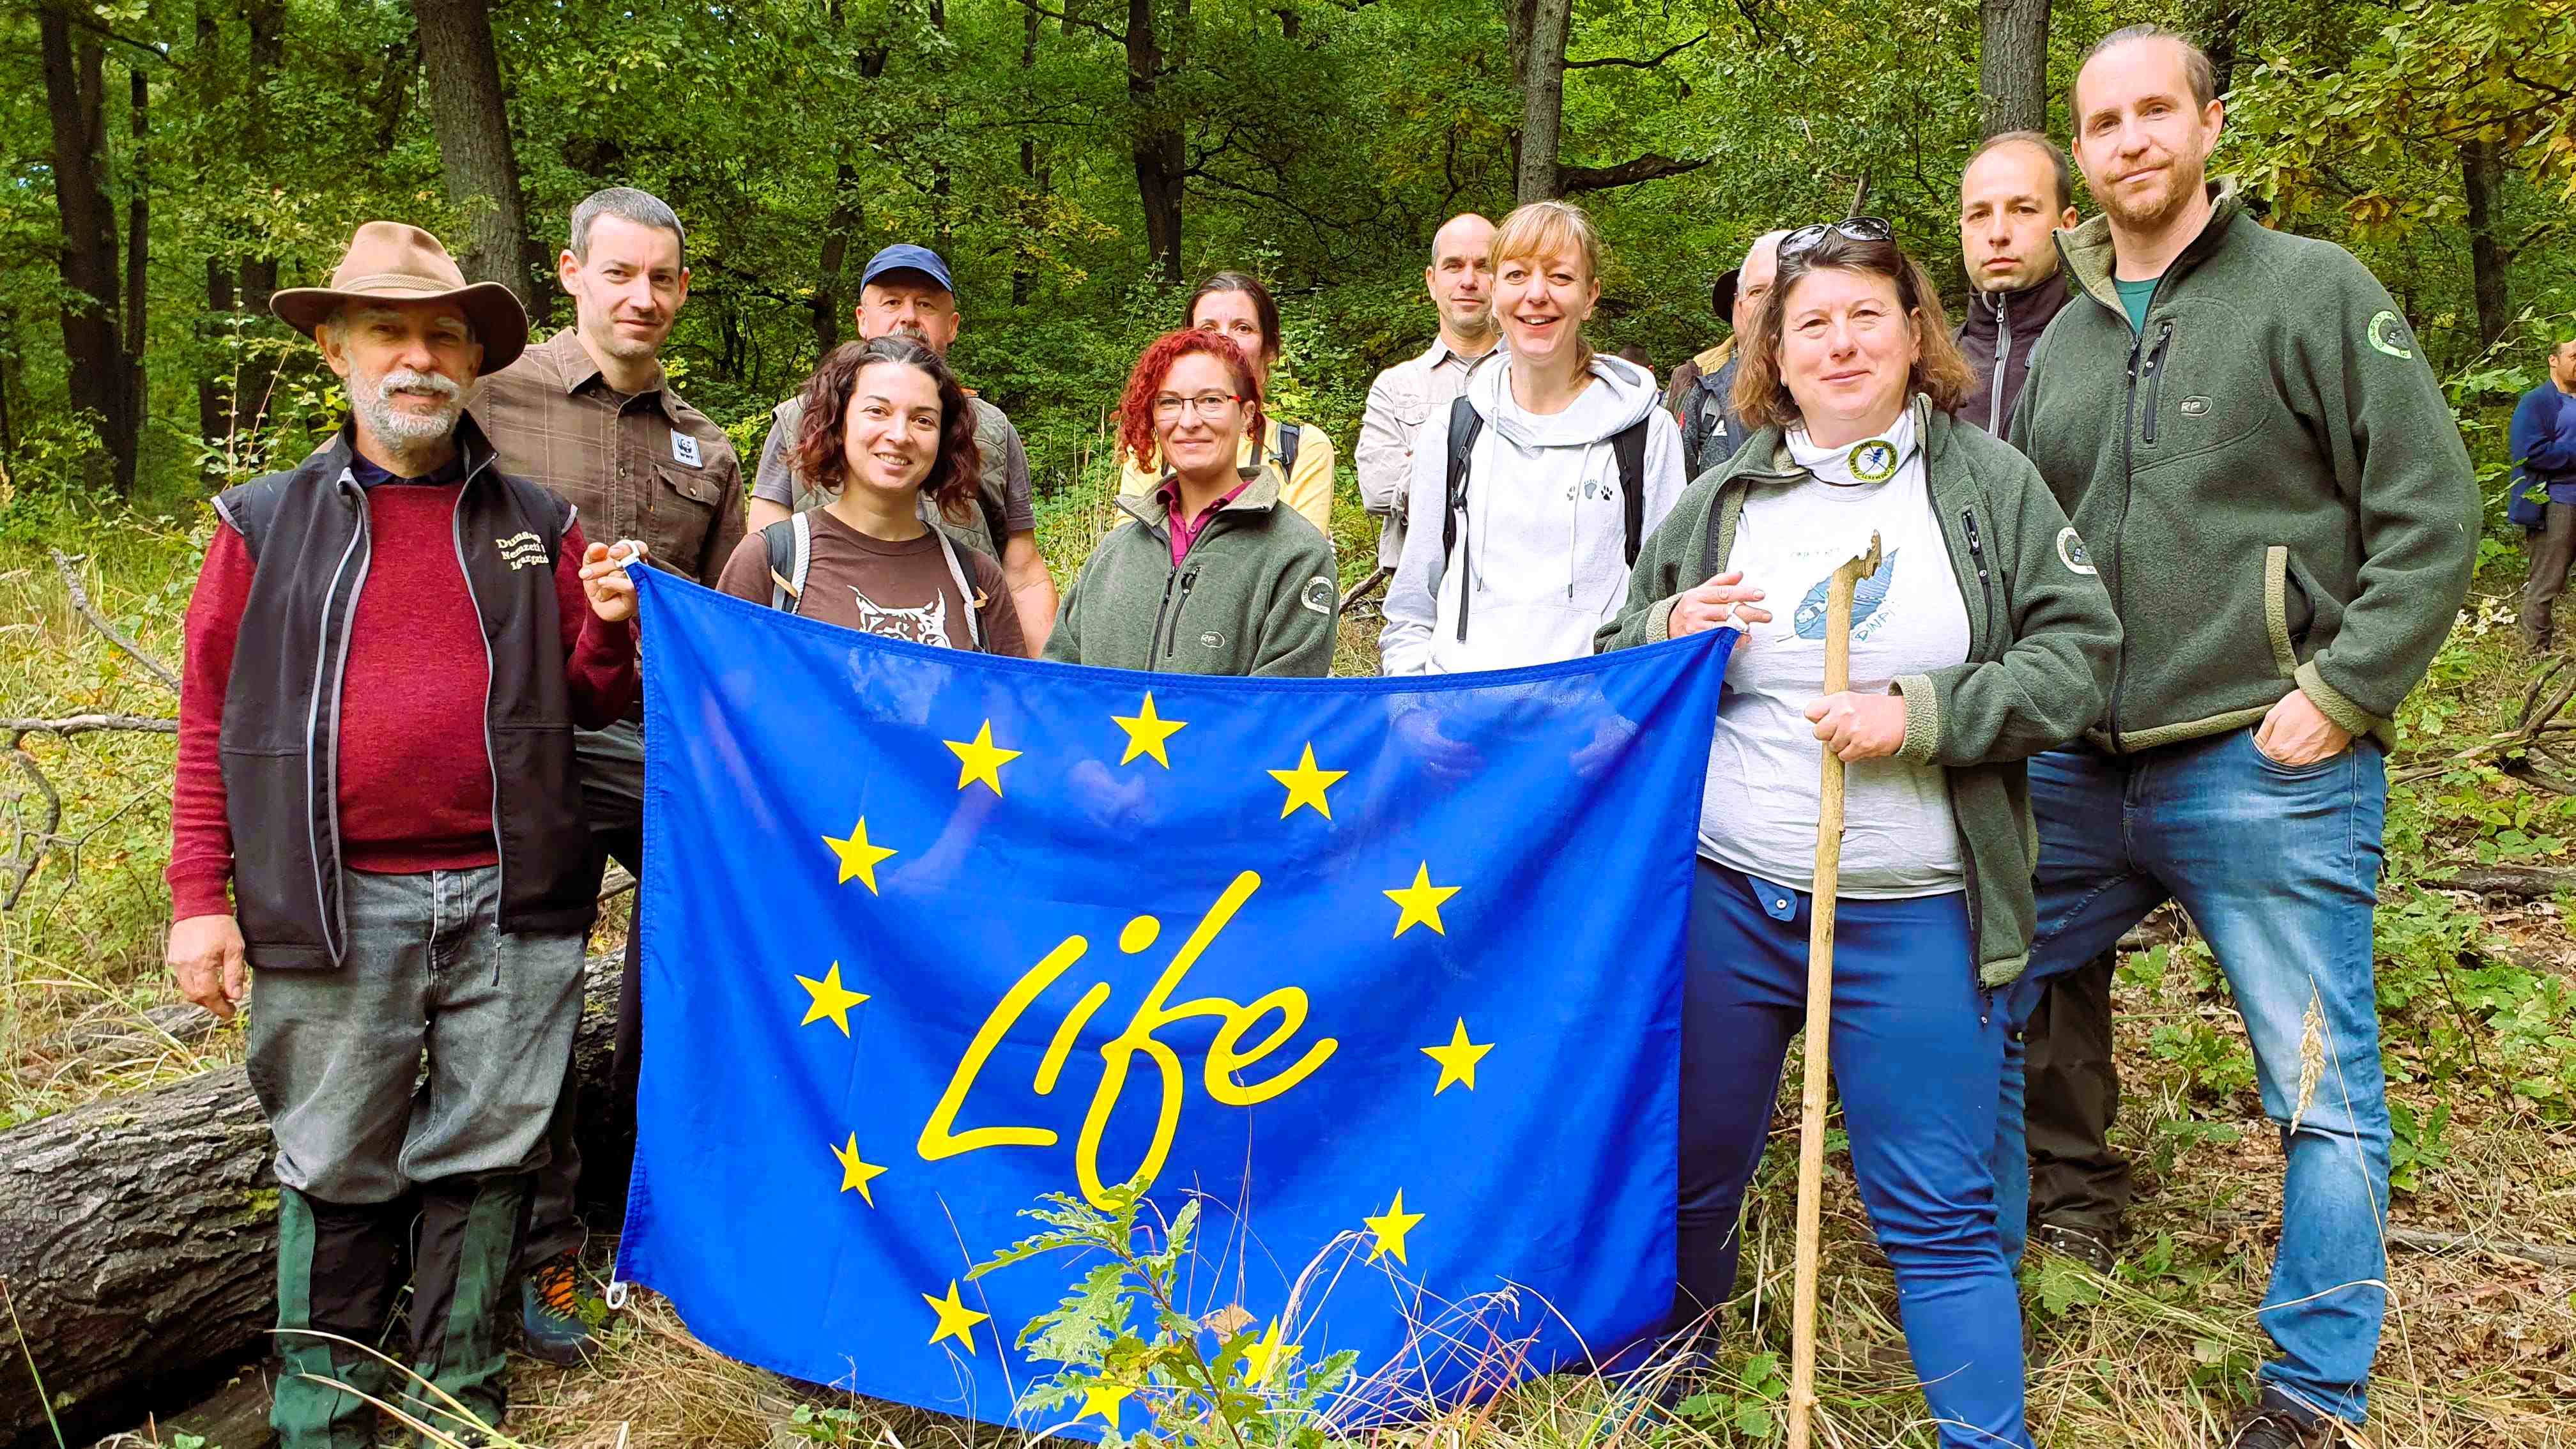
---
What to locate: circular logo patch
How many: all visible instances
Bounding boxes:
[1300,576,1335,616]
[2056,526,2097,576]
[2366,310,2415,360]
[1198,630,1226,650]
[1847,439,1900,482]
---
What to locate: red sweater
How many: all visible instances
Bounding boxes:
[167,481,637,919]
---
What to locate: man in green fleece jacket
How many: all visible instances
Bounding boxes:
[2005,27,2478,1449]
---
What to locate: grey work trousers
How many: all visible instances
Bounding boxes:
[247,864,585,1203]
[522,717,645,1267]
[2522,502,2576,647]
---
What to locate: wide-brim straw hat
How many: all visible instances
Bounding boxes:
[271,221,530,371]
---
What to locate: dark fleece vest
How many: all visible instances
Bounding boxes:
[212,418,596,968]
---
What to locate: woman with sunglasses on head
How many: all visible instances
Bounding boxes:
[1598,219,2118,1448]
[1047,329,1338,675]
[1116,272,1336,537]
[719,335,1025,656]
[1379,199,1689,676]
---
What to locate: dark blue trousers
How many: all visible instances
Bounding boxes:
[1678,861,2032,1449]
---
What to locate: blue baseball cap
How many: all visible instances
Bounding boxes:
[859,243,955,295]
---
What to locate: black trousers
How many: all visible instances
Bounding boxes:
[2021,950,2133,1234]
[2521,502,2576,646]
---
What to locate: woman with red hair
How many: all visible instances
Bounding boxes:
[1044,330,1338,674]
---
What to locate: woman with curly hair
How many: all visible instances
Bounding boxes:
[1045,328,1338,675]
[1598,220,2120,1448]
[717,335,1025,655]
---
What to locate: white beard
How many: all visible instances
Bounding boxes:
[350,366,463,449]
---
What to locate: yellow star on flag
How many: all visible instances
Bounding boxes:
[1077,1379,1133,1425]
[795,962,871,1036]
[1383,862,1460,937]
[923,1281,990,1354]
[1364,1190,1427,1266]
[945,720,1022,795]
[820,818,898,893]
[1268,743,1347,820]
[1112,692,1188,767]
[1239,1317,1296,1385]
[829,1133,887,1206]
[1420,1018,1493,1096]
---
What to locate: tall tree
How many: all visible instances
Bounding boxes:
[38,0,142,493]
[417,0,544,319]
[1979,0,2050,138]
[1127,0,1185,281]
[2458,137,2511,346]
[1510,0,1574,203]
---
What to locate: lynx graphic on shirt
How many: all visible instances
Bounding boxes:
[849,586,954,649]
[1791,549,1899,641]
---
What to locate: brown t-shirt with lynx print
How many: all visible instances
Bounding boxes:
[716,507,1028,657]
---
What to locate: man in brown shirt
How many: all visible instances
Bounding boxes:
[470,186,740,1366]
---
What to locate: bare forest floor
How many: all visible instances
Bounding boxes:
[8,480,2574,1447]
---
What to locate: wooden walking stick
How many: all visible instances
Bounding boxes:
[1787,531,1881,1449]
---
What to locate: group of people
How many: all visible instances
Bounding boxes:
[162,19,2486,1449]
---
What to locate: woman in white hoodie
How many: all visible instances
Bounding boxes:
[1379,201,1688,675]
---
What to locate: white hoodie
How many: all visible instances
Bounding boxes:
[1379,352,1688,674]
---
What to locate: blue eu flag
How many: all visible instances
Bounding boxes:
[615,569,1731,1433]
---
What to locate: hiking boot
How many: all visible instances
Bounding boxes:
[519,1249,594,1367]
[2225,1388,2340,1448]
[2032,1222,2117,1275]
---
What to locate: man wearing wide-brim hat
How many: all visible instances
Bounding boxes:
[164,220,650,1448]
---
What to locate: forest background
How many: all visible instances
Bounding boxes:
[4,1,2576,1446]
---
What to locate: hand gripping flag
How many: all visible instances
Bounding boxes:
[615,569,1731,1434]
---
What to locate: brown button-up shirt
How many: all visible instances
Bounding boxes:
[471,328,744,587]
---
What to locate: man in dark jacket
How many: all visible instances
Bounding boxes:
[1954,126,2131,1280]
[1956,130,2080,436]
[2514,337,2576,648]
[165,222,643,1449]
[2009,29,2477,1449]
[1664,229,1786,478]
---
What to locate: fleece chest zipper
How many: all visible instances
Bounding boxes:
[1987,295,2012,436]
[1961,507,1995,657]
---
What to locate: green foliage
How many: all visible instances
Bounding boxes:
[969,1177,1358,1447]
[1674,1349,1788,1440]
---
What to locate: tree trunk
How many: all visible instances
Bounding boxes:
[1978,0,2050,139]
[1016,3,1041,307]
[1128,0,1183,282]
[38,1,139,493]
[417,0,541,316]
[2460,138,2511,348]
[811,159,861,356]
[1511,0,1573,203]
[0,966,632,1446]
[126,63,149,457]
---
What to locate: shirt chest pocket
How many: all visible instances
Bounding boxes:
[658,463,723,510]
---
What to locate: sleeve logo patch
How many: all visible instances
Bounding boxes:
[2056,526,2098,576]
[1301,576,1336,615]
[2367,310,2416,360]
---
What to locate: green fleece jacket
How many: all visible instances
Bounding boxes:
[1044,464,1339,675]
[1596,400,2119,986]
[2009,181,2478,751]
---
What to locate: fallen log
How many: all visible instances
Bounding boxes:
[0,962,629,1447]
[2421,864,2576,898]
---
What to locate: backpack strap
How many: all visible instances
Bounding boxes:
[1440,397,1483,643]
[764,512,812,613]
[1611,417,1650,567]
[1275,420,1301,479]
[932,527,987,651]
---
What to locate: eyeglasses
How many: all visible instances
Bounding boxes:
[1779,216,1895,261]
[1152,392,1243,421]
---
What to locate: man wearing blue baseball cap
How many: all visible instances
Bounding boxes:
[748,243,1057,648]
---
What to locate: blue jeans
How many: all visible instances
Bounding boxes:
[1680,862,2031,1449]
[2000,730,2390,1424]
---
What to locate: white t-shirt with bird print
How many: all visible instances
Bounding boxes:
[1696,408,1971,897]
